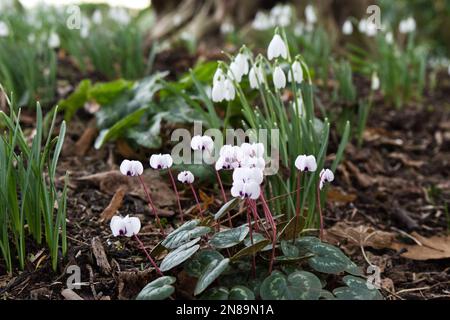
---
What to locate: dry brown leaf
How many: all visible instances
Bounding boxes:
[91,237,112,275]
[99,187,126,222]
[75,170,176,209]
[390,232,450,260]
[327,188,357,204]
[74,126,98,157]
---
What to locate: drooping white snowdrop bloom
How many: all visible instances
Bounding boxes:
[178,171,195,184]
[212,79,225,102]
[109,7,131,25]
[288,60,303,84]
[249,64,265,89]
[399,17,416,34]
[120,160,144,177]
[267,34,288,60]
[294,22,304,37]
[92,9,103,24]
[234,52,250,76]
[0,21,9,37]
[48,32,60,48]
[221,20,235,34]
[295,155,317,172]
[270,4,292,27]
[150,154,173,170]
[273,65,286,89]
[385,31,394,44]
[319,168,334,190]
[191,135,214,152]
[110,215,141,237]
[223,78,236,101]
[359,18,377,36]
[228,60,244,83]
[252,11,272,31]
[371,72,380,91]
[342,20,353,35]
[215,145,244,170]
[305,5,317,25]
[231,167,264,200]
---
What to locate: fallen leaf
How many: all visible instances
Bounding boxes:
[390,232,450,260]
[327,188,357,204]
[91,237,112,275]
[61,289,84,300]
[74,125,98,157]
[100,187,126,222]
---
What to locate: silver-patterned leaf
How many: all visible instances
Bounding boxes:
[209,225,249,249]
[194,258,230,295]
[160,238,201,272]
[136,276,175,300]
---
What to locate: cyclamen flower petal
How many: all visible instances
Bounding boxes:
[241,143,264,158]
[231,181,260,200]
[150,154,173,170]
[216,145,244,170]
[342,20,353,35]
[319,168,334,190]
[120,160,144,177]
[178,171,194,184]
[267,34,288,60]
[232,167,264,185]
[273,66,286,89]
[288,61,303,84]
[241,156,265,170]
[110,215,141,237]
[191,135,214,152]
[295,155,317,172]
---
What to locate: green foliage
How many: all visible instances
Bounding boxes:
[209,225,249,249]
[0,92,67,273]
[136,276,176,300]
[260,270,322,300]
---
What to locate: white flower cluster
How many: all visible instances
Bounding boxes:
[398,17,416,34]
[252,4,293,30]
[358,18,378,37]
[0,21,9,37]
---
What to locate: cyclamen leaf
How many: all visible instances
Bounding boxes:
[228,286,255,300]
[136,276,175,300]
[214,198,240,221]
[162,219,210,249]
[160,238,201,272]
[231,239,271,261]
[194,258,230,296]
[209,225,249,249]
[260,271,322,300]
[184,250,224,278]
[307,242,359,275]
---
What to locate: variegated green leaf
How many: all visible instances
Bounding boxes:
[194,258,230,295]
[136,276,175,300]
[209,225,249,249]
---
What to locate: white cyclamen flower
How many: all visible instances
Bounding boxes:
[319,168,334,190]
[342,20,353,35]
[48,32,60,48]
[120,160,144,177]
[110,215,141,237]
[241,156,265,170]
[191,135,214,152]
[267,34,288,60]
[249,64,265,89]
[371,72,380,91]
[399,17,416,34]
[305,5,317,25]
[295,155,317,172]
[240,143,264,159]
[178,171,194,184]
[288,60,303,84]
[215,145,244,170]
[273,66,286,89]
[231,167,264,200]
[150,154,173,170]
[0,21,9,37]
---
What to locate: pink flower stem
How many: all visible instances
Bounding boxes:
[316,183,324,241]
[246,204,256,278]
[134,234,163,276]
[168,168,184,223]
[293,171,302,242]
[189,183,203,218]
[215,170,232,228]
[260,187,277,274]
[137,175,164,235]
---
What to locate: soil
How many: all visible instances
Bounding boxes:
[1,51,449,301]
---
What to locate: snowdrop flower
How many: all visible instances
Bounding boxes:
[92,10,103,24]
[295,155,317,172]
[288,60,303,84]
[305,5,317,25]
[273,65,286,89]
[110,215,141,237]
[80,22,90,39]
[0,21,9,37]
[371,72,380,91]
[120,160,144,177]
[294,22,304,37]
[150,154,173,170]
[293,96,305,118]
[178,171,194,184]
[365,21,378,37]
[212,67,235,102]
[267,34,288,60]
[319,169,334,190]
[191,135,214,152]
[223,78,236,100]
[215,145,244,170]
[252,11,272,31]
[221,20,235,34]
[235,52,250,76]
[228,60,244,82]
[385,31,394,44]
[231,168,263,200]
[48,32,60,48]
[249,64,265,89]
[399,17,416,34]
[270,4,292,27]
[342,20,353,35]
[109,7,131,25]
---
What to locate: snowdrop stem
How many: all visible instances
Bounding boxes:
[293,172,302,242]
[137,176,164,235]
[133,234,163,276]
[316,183,324,241]
[260,188,276,274]
[246,205,256,278]
[189,183,203,218]
[168,168,184,223]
